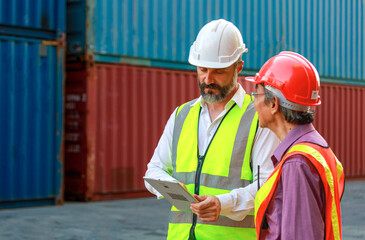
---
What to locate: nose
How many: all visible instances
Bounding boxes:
[202,69,214,85]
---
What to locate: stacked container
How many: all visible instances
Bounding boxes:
[0,0,65,208]
[65,0,365,201]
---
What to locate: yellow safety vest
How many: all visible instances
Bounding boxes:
[168,95,258,240]
[254,142,345,240]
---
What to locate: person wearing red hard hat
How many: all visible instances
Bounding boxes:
[246,51,345,240]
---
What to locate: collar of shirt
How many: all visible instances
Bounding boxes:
[192,84,247,155]
[271,123,328,166]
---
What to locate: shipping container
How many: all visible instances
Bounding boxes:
[0,0,66,39]
[64,0,365,201]
[65,63,199,200]
[0,35,64,208]
[313,83,365,178]
[65,62,364,201]
[66,0,364,85]
[64,62,255,201]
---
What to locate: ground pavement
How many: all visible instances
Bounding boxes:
[0,180,364,240]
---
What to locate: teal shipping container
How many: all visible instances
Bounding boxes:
[67,0,364,85]
[0,35,64,208]
[0,0,66,39]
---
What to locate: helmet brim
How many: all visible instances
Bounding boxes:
[188,57,237,69]
[244,74,265,84]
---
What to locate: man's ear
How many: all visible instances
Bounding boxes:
[271,96,280,114]
[236,61,244,74]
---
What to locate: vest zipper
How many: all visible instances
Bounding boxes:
[189,150,206,239]
[188,104,236,239]
[195,155,205,194]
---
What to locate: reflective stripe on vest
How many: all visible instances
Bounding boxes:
[168,95,258,239]
[254,142,344,240]
[170,211,255,228]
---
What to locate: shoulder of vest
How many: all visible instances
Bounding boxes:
[245,100,256,112]
[292,141,330,150]
[175,98,199,118]
[283,141,333,163]
[239,95,256,114]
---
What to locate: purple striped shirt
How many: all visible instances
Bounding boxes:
[261,123,327,240]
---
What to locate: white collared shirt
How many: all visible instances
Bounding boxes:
[144,84,280,221]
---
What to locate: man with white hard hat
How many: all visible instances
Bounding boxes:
[144,19,280,240]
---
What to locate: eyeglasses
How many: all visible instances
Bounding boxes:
[250,92,265,101]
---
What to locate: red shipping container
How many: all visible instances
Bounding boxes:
[313,84,365,178]
[64,63,365,201]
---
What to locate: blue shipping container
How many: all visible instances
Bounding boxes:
[67,0,365,85]
[66,0,86,53]
[0,0,66,39]
[0,35,64,208]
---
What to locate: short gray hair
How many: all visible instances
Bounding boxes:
[263,85,315,124]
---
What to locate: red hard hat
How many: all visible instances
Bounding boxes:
[246,51,321,106]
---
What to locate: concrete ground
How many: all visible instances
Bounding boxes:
[0,180,364,240]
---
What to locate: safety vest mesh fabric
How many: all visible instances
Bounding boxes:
[254,142,344,240]
[168,96,258,240]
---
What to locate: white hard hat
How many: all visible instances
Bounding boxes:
[188,19,248,68]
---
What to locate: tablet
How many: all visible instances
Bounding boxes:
[144,177,198,212]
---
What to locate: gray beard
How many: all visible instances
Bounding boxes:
[199,75,237,103]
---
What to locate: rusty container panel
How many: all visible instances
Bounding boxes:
[65,63,206,200]
[90,64,200,198]
[64,62,260,200]
[90,66,256,198]
[64,62,257,200]
[313,83,365,178]
[64,62,88,199]
[65,63,365,201]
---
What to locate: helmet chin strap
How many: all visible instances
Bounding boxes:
[265,85,312,112]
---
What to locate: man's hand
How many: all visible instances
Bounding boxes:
[190,195,221,222]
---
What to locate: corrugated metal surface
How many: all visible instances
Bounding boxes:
[65,63,201,200]
[0,36,64,208]
[66,0,86,53]
[64,62,264,200]
[0,0,66,39]
[313,83,365,178]
[69,0,364,84]
[64,62,88,199]
[64,62,365,201]
[93,64,200,195]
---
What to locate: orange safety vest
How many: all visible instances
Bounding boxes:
[254,142,345,240]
